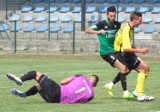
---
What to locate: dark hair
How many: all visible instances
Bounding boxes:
[130,12,142,21]
[91,75,99,87]
[107,6,116,14]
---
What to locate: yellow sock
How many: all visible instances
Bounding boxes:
[136,73,146,96]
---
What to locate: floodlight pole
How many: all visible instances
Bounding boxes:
[81,0,85,31]
[48,1,51,41]
[14,21,17,53]
[6,0,8,20]
[116,0,119,21]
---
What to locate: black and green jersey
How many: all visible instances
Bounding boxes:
[90,20,120,55]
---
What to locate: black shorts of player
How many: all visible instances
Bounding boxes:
[117,52,140,70]
[38,74,60,103]
[101,52,118,67]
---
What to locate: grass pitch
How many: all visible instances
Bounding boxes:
[0,54,159,112]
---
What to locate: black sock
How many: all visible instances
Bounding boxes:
[25,85,38,97]
[119,73,128,91]
[20,71,36,82]
[112,72,120,84]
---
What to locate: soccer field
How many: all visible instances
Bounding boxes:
[0,54,159,112]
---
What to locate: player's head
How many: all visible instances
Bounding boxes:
[88,75,99,87]
[106,6,116,23]
[130,12,142,27]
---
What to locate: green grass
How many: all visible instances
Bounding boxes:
[0,54,160,112]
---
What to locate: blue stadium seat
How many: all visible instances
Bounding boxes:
[70,0,80,4]
[155,17,160,23]
[101,15,107,20]
[134,0,145,4]
[108,0,117,4]
[49,15,59,23]
[121,0,132,4]
[144,25,155,34]
[98,6,108,13]
[74,15,81,23]
[37,24,48,32]
[34,5,45,13]
[142,16,152,23]
[22,15,33,22]
[23,24,35,32]
[86,6,96,13]
[138,6,149,13]
[43,0,56,3]
[31,0,43,3]
[9,14,20,22]
[10,24,21,32]
[21,5,32,13]
[50,25,61,33]
[61,15,72,23]
[46,6,57,13]
[124,6,135,13]
[147,0,159,4]
[35,15,46,22]
[0,23,9,32]
[95,0,106,4]
[63,24,73,33]
[117,6,122,12]
[85,0,94,3]
[88,15,98,23]
[134,26,142,33]
[151,7,160,14]
[59,6,70,13]
[72,6,81,13]
[117,16,125,23]
[158,30,160,34]
[57,0,68,3]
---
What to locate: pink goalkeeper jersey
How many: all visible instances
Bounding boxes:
[60,75,94,104]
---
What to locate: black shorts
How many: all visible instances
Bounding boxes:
[117,52,140,70]
[38,74,60,103]
[101,52,118,67]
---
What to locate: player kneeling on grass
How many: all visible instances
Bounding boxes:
[6,71,99,104]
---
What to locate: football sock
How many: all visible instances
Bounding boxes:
[136,73,146,96]
[119,73,128,91]
[25,85,38,97]
[112,72,120,84]
[20,71,36,82]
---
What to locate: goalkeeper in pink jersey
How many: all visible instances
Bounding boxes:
[6,70,99,104]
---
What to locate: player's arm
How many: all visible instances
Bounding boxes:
[86,27,102,34]
[60,77,72,85]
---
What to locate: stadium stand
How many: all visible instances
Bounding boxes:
[9,14,20,22]
[134,26,142,33]
[33,5,45,13]
[31,0,43,3]
[147,0,159,4]
[57,0,68,4]
[50,24,61,33]
[46,6,57,13]
[49,15,59,23]
[61,15,72,23]
[10,24,21,32]
[117,16,125,23]
[85,6,96,13]
[63,24,73,33]
[59,6,70,13]
[72,6,81,13]
[43,0,56,3]
[35,15,46,22]
[85,0,94,4]
[124,6,136,13]
[95,0,106,4]
[155,17,160,23]
[70,0,81,4]
[121,0,132,4]
[0,23,9,32]
[74,15,81,23]
[98,6,108,13]
[151,7,160,14]
[20,5,32,13]
[88,15,98,23]
[117,6,122,12]
[107,0,117,4]
[138,6,149,13]
[22,14,33,22]
[134,0,145,4]
[144,25,155,34]
[37,24,48,32]
[142,16,152,23]
[23,24,35,32]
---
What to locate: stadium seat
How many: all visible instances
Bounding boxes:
[23,24,35,32]
[138,6,149,13]
[37,24,48,32]
[57,0,68,4]
[134,26,142,33]
[147,0,159,4]
[72,6,81,13]
[117,16,125,23]
[31,0,43,3]
[50,25,61,33]
[0,23,9,32]
[59,6,70,13]
[10,24,21,32]
[88,15,98,23]
[151,7,160,14]
[22,15,33,22]
[155,17,160,23]
[35,15,46,22]
[95,0,106,4]
[144,25,155,34]
[158,30,160,34]
[85,0,94,4]
[121,0,132,4]
[33,5,45,13]
[86,6,96,13]
[101,15,107,20]
[134,0,145,4]
[49,15,59,23]
[20,5,32,13]
[46,6,57,13]
[98,6,108,13]
[142,16,152,23]
[70,0,80,4]
[61,15,72,23]
[74,15,81,23]
[108,0,117,4]
[117,6,122,12]
[124,6,136,13]
[63,24,73,33]
[9,14,20,22]
[43,0,56,3]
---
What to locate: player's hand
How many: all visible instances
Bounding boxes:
[98,29,105,35]
[141,48,149,54]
